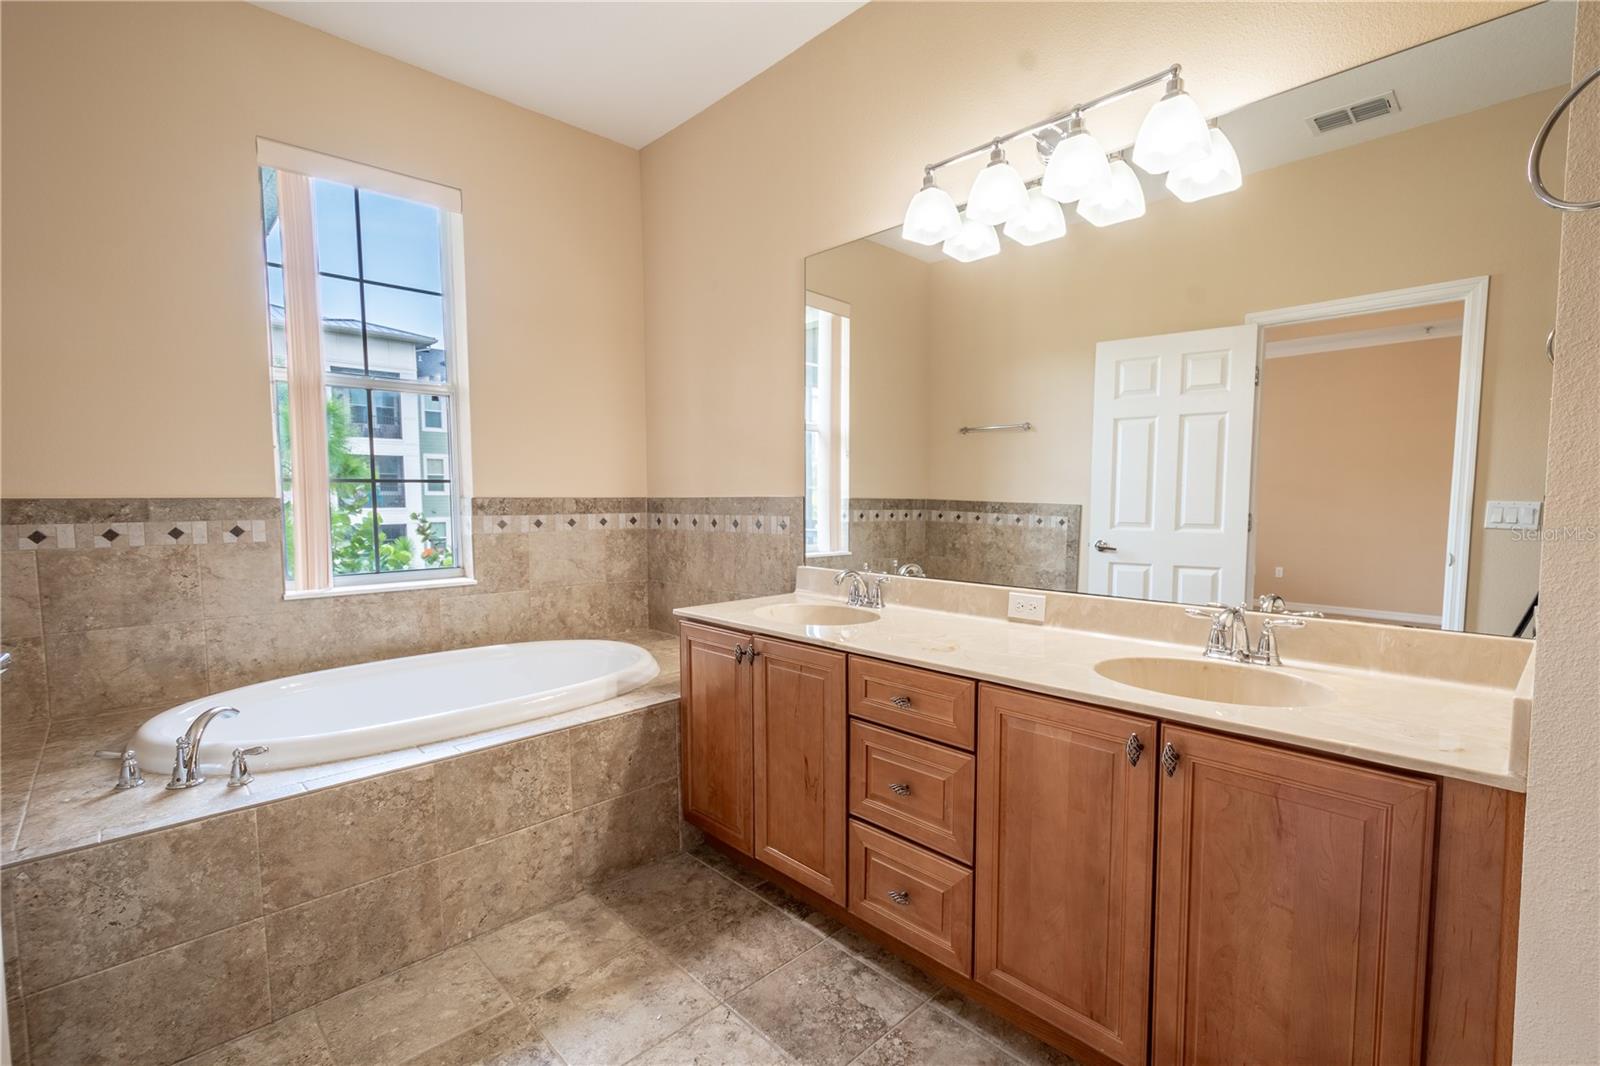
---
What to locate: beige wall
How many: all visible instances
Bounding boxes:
[640,1,1530,503]
[0,1,647,498]
[804,239,931,499]
[1515,2,1600,1062]
[1252,336,1460,619]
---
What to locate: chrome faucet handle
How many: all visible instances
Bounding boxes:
[95,749,145,791]
[1254,617,1306,666]
[867,574,890,609]
[228,746,269,788]
[167,736,194,790]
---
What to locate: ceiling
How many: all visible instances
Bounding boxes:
[254,1,865,148]
[869,1,1575,263]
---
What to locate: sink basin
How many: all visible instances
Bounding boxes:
[756,603,881,627]
[1094,656,1334,708]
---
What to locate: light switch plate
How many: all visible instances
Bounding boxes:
[1484,500,1542,531]
[1008,591,1046,623]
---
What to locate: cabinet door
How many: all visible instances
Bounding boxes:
[753,636,847,903]
[679,622,754,854]
[974,685,1157,1066]
[1154,725,1436,1066]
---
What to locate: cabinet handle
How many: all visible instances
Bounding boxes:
[1162,742,1180,777]
[889,695,913,709]
[1126,733,1144,767]
[887,889,911,906]
[888,782,912,797]
[748,645,761,660]
[733,644,746,665]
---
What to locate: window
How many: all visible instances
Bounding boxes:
[259,140,471,593]
[804,292,850,555]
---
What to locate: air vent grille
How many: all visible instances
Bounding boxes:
[1307,91,1400,135]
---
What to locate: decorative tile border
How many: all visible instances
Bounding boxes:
[647,511,793,535]
[844,499,1077,531]
[478,512,647,534]
[5,519,267,551]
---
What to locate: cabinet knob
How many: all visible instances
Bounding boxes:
[733,644,747,665]
[887,889,911,906]
[889,695,913,709]
[888,782,912,797]
[1162,742,1180,777]
[1126,733,1144,767]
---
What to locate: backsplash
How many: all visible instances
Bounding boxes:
[646,497,804,632]
[813,497,1082,592]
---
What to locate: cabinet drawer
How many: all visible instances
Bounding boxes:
[848,820,973,975]
[849,721,975,862]
[848,657,976,749]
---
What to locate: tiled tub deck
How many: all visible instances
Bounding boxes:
[0,633,692,1066]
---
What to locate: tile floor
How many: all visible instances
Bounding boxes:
[176,844,1080,1066]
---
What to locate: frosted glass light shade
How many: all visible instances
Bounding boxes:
[900,183,962,245]
[1002,189,1067,246]
[1165,127,1242,202]
[1131,89,1211,174]
[966,159,1030,225]
[1075,159,1146,227]
[942,215,1001,262]
[1042,130,1111,203]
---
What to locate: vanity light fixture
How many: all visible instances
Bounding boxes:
[964,144,1030,226]
[1041,113,1112,204]
[1003,188,1068,245]
[1166,124,1243,202]
[900,169,963,245]
[904,63,1239,261]
[1131,70,1212,174]
[1076,154,1147,227]
[942,213,1002,262]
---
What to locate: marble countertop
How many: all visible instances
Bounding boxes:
[677,593,1529,791]
[2,629,682,867]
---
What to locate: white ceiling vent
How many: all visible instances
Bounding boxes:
[1307,91,1401,134]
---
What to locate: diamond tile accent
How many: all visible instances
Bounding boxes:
[168,526,186,541]
[26,530,47,545]
[229,525,247,539]
[101,528,120,542]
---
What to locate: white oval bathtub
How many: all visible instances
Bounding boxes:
[131,640,660,773]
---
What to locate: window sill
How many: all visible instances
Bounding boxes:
[284,576,478,601]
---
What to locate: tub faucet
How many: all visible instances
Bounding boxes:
[166,706,240,789]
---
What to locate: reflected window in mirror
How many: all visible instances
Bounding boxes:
[805,293,851,556]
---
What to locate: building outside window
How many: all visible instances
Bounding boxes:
[259,141,471,593]
[804,293,850,555]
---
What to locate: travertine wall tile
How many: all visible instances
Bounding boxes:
[46,621,208,718]
[434,732,571,847]
[439,816,578,944]
[574,780,681,884]
[569,703,678,808]
[36,547,201,634]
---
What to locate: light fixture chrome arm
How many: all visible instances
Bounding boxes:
[922,64,1182,175]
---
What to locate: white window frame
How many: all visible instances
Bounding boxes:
[422,454,449,495]
[805,291,850,557]
[259,139,475,598]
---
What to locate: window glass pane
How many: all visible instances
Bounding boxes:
[376,508,456,574]
[273,382,296,582]
[311,179,359,278]
[260,169,282,262]
[387,393,452,490]
[267,267,287,368]
[371,390,403,440]
[423,456,448,495]
[318,275,366,375]
[327,387,372,479]
[331,482,377,576]
[423,394,446,430]
[364,284,446,383]
[357,189,443,293]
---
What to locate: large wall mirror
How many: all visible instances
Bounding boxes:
[804,2,1572,637]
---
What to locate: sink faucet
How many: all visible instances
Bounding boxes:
[166,706,240,789]
[835,568,888,609]
[1185,604,1305,666]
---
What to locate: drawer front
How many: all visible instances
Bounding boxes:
[848,819,974,975]
[848,657,976,749]
[849,721,975,862]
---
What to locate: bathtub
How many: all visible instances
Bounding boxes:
[130,640,661,773]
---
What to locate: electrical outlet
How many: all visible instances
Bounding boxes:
[1274,566,1284,578]
[1008,591,1046,623]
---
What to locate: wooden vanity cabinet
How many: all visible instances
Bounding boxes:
[1152,724,1437,1066]
[679,622,755,853]
[973,685,1158,1066]
[752,636,848,903]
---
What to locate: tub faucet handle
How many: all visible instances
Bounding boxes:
[166,736,193,790]
[95,749,145,791]
[228,746,269,788]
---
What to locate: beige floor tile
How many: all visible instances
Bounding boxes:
[652,888,823,998]
[178,1010,334,1066]
[595,852,747,936]
[469,892,638,1002]
[685,842,766,890]
[744,879,843,936]
[927,989,1080,1066]
[314,947,512,1066]
[826,927,941,998]
[530,940,717,1066]
[631,1006,790,1065]
[853,1003,1021,1066]
[727,941,925,1066]
[397,1007,559,1066]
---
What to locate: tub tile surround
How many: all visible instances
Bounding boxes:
[169,848,1066,1066]
[820,497,1083,593]
[2,694,685,1066]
